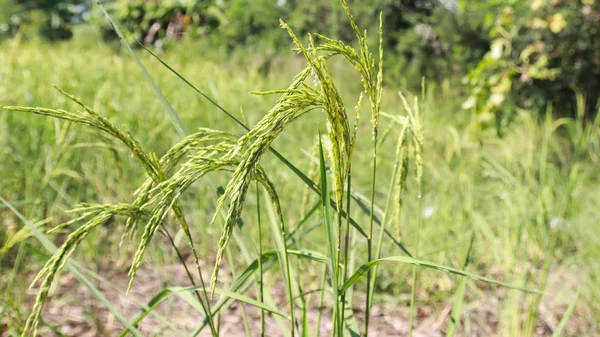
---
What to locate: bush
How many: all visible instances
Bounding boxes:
[0,0,89,41]
[96,0,222,48]
[0,0,20,39]
[461,0,600,130]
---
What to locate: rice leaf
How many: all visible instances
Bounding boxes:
[95,0,188,139]
[265,190,296,337]
[318,135,341,336]
[340,256,542,295]
[551,290,580,337]
[122,285,289,335]
[447,233,476,337]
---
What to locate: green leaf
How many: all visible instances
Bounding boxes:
[190,247,327,336]
[122,285,289,336]
[318,134,341,334]
[551,290,580,337]
[95,0,188,139]
[265,194,296,337]
[340,255,542,295]
[447,233,475,337]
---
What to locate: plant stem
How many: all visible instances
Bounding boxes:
[368,154,402,312]
[409,153,424,336]
[256,182,266,337]
[161,227,218,337]
[315,264,328,337]
[340,167,353,335]
[364,146,378,336]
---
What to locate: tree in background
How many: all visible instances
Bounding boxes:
[0,0,88,40]
[460,0,600,130]
[3,0,599,128]
[95,0,222,48]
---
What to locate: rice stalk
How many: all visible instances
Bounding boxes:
[400,90,425,337]
[22,204,147,336]
[367,115,410,317]
[1,3,430,335]
[255,182,266,337]
[208,11,381,296]
[4,94,233,335]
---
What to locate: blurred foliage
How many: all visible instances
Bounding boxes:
[95,1,439,51]
[2,0,600,127]
[0,0,88,40]
[94,0,221,48]
[459,0,600,131]
[0,0,19,38]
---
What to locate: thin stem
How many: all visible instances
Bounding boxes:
[319,137,339,337]
[172,209,217,336]
[340,167,353,335]
[364,146,377,336]
[282,228,296,337]
[368,155,401,310]
[315,264,328,337]
[334,207,344,335]
[161,227,217,336]
[226,246,252,336]
[409,160,424,337]
[264,186,296,337]
[408,267,418,336]
[256,182,266,337]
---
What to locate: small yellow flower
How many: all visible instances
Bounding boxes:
[532,18,548,29]
[582,0,595,5]
[532,0,546,10]
[549,13,567,33]
[490,39,504,59]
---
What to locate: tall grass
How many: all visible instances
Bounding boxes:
[1,1,598,336]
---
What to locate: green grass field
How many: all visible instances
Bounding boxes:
[1,19,599,337]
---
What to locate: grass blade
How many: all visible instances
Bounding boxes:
[184,286,292,317]
[265,191,296,337]
[447,232,476,337]
[255,182,266,337]
[551,290,580,337]
[318,136,340,336]
[122,285,289,333]
[340,256,542,295]
[192,245,331,335]
[95,0,188,139]
[134,40,247,132]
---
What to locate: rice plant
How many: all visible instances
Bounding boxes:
[2,1,551,336]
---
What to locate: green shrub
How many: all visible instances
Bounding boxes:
[96,0,222,47]
[461,0,600,130]
[0,0,88,41]
[0,0,20,39]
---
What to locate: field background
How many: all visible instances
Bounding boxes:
[1,1,599,336]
